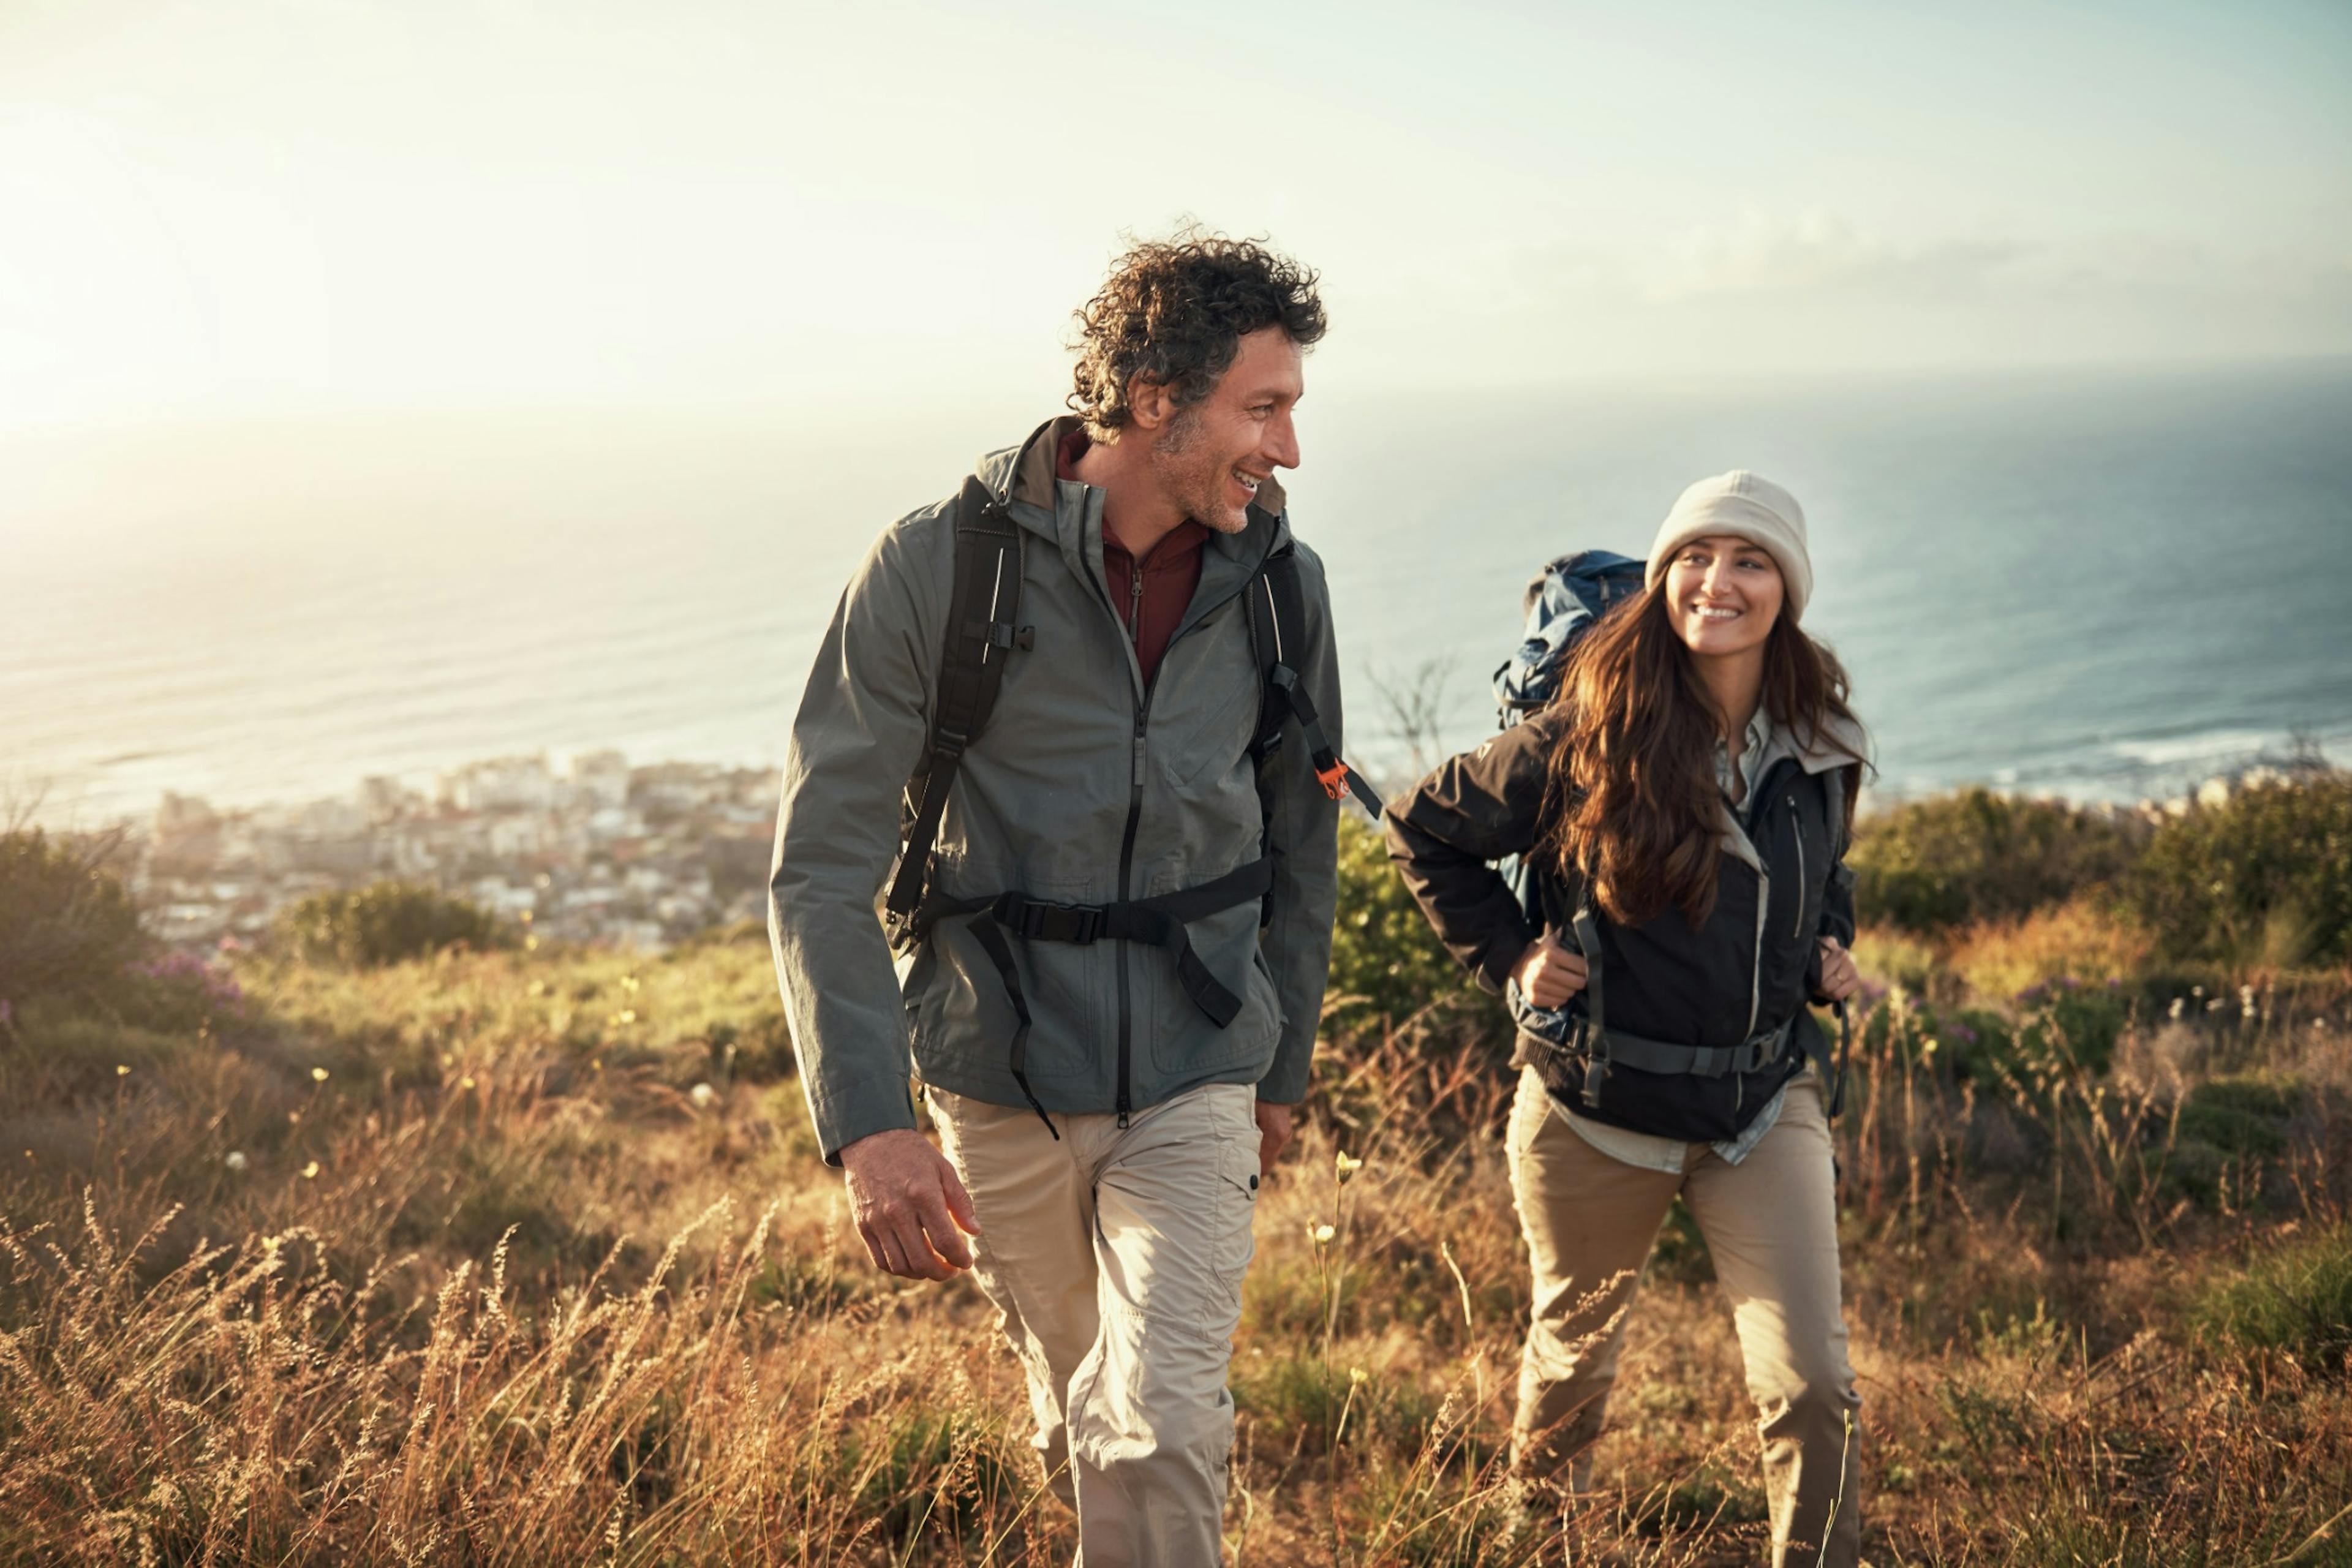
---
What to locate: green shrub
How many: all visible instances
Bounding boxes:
[2010,979,2132,1077]
[2191,1224,2352,1373]
[0,827,145,1014]
[2127,773,2352,970]
[1850,788,2143,934]
[1859,982,2125,1082]
[2176,1073,2304,1158]
[1325,815,1484,1037]
[1939,1007,2017,1081]
[273,881,508,967]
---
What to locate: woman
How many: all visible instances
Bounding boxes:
[1386,470,1869,1565]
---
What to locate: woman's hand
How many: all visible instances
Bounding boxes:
[1815,935,1860,1003]
[1510,934,1589,1010]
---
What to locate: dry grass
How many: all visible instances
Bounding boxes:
[4,929,2351,1565]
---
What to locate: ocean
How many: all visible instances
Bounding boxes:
[6,360,2350,827]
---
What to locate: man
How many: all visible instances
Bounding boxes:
[767,232,1348,1566]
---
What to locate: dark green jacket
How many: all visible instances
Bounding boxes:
[769,418,1344,1160]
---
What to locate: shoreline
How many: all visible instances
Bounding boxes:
[53,734,2340,959]
[21,714,2351,837]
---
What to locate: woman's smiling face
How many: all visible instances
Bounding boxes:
[1664,533,1785,658]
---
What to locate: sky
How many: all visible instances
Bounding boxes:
[2,0,2348,435]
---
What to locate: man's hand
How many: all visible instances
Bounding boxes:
[1254,1099,1292,1170]
[837,1128,981,1281]
[1815,935,1861,1003]
[1510,934,1590,1010]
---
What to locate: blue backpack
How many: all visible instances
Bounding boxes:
[1492,549,1647,725]
[1490,548,1646,932]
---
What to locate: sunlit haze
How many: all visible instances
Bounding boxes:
[5,0,2348,431]
[6,2,2350,829]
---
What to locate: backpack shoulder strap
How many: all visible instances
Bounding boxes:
[1247,548,1384,819]
[1243,545,1292,765]
[884,475,1030,934]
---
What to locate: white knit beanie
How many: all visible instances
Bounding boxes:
[1643,470,1813,624]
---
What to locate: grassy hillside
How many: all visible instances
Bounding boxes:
[2,780,2350,1564]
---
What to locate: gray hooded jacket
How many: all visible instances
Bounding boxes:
[768,418,1343,1161]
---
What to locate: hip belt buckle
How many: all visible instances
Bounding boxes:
[1740,1020,1787,1075]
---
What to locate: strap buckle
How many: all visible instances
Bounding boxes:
[1315,760,1352,802]
[1740,1019,1790,1074]
[995,894,1107,944]
[986,622,1036,652]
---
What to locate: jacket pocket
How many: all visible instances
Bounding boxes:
[1766,784,1833,1007]
[1161,674,1262,790]
[1159,605,1264,790]
[1212,1113,1262,1313]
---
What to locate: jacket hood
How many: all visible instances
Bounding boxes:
[1785,710,1872,776]
[1713,710,1868,875]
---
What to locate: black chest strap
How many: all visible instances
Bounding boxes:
[910,856,1276,1137]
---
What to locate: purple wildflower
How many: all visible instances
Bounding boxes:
[131,952,244,1009]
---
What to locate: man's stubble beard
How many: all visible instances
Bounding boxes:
[1145,404,1250,535]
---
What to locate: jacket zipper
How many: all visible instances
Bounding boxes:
[1789,796,1806,940]
[1114,559,1148,1125]
[1101,540,1264,1129]
[1747,867,1768,1039]
[1114,703,1145,1126]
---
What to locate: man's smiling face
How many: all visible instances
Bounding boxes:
[1147,326,1304,534]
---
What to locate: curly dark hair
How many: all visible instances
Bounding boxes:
[1068,228,1326,440]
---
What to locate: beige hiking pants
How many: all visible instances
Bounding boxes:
[1507,1066,1862,1566]
[928,1080,1261,1568]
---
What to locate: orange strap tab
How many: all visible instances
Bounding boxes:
[1316,761,1352,802]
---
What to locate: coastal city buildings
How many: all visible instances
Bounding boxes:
[115,748,2324,958]
[134,752,777,952]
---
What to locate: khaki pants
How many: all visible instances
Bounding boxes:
[928,1081,1261,1568]
[1507,1066,1862,1567]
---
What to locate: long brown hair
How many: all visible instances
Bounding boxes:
[1544,581,1862,929]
